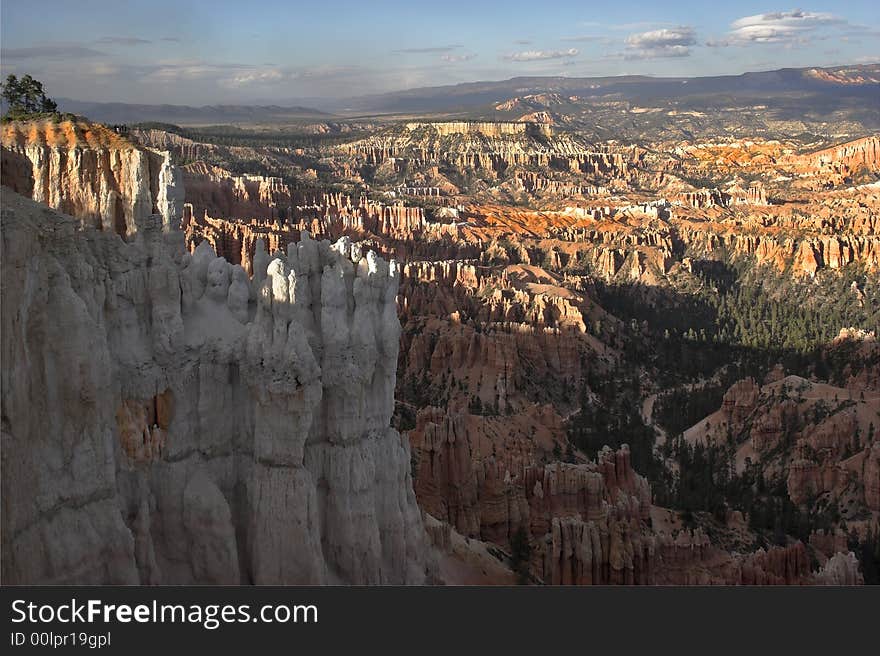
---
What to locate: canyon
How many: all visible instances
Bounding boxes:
[2,96,878,585]
[1,124,429,583]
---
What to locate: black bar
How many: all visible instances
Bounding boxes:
[1,586,876,651]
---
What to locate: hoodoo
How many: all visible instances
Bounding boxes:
[0,122,430,584]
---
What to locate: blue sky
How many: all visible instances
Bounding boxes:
[2,1,878,104]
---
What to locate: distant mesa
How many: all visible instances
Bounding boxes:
[54,99,333,125]
[403,120,552,138]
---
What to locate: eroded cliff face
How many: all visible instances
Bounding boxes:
[683,372,880,541]
[0,190,430,584]
[408,405,654,584]
[181,194,424,274]
[1,119,184,238]
[344,122,638,181]
[128,125,880,285]
[786,136,880,182]
[5,114,874,585]
[406,403,854,585]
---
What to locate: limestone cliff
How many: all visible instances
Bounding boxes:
[787,136,880,179]
[344,122,637,181]
[181,193,425,274]
[1,119,184,238]
[0,190,430,584]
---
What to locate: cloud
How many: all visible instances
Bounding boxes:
[94,37,151,46]
[842,24,880,38]
[289,65,362,80]
[504,48,579,62]
[440,53,476,63]
[394,45,462,54]
[223,69,286,87]
[141,60,256,84]
[1,45,106,59]
[560,35,607,43]
[708,10,844,47]
[613,21,673,32]
[219,64,375,88]
[91,62,122,76]
[0,50,455,103]
[513,39,532,45]
[161,37,182,43]
[624,26,696,58]
[624,45,691,59]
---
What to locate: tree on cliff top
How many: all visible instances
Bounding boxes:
[1,74,58,121]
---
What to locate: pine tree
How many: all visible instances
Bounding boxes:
[2,74,58,120]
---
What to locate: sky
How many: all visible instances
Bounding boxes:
[1,0,879,106]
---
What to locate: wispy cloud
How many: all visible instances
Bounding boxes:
[842,24,880,38]
[560,35,608,43]
[624,26,696,59]
[441,53,477,63]
[160,37,182,43]
[613,21,673,32]
[394,45,462,54]
[707,10,843,47]
[1,45,106,59]
[144,65,229,83]
[95,37,151,46]
[513,39,532,45]
[90,62,123,76]
[219,64,369,88]
[223,69,286,87]
[504,48,579,62]
[573,20,671,34]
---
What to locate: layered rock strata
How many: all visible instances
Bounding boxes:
[1,119,184,238]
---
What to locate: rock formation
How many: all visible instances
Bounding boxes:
[720,378,760,430]
[787,136,880,180]
[408,406,654,584]
[815,551,865,585]
[4,108,877,587]
[182,197,425,274]
[403,121,553,138]
[1,185,430,584]
[686,374,880,519]
[1,119,183,238]
[345,122,637,180]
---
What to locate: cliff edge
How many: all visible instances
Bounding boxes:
[1,165,430,583]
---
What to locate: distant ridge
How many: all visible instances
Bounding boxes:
[54,99,333,125]
[52,64,880,121]
[327,64,880,114]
